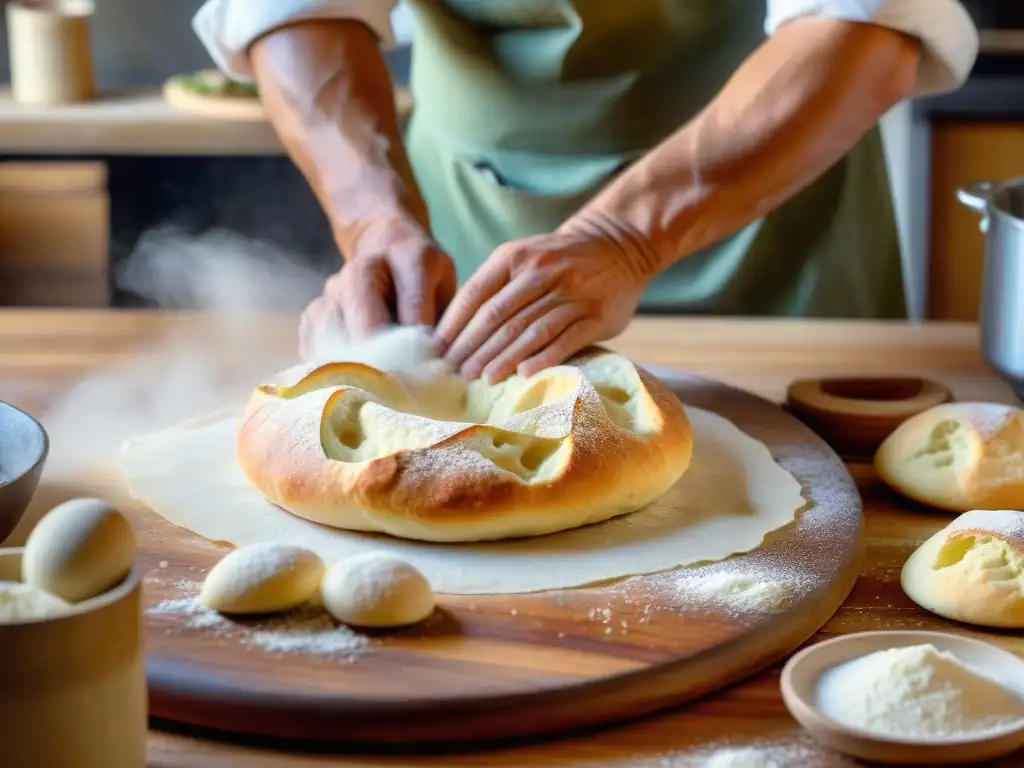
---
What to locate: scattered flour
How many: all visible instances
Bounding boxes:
[816,643,1024,739]
[599,731,860,767]
[147,579,369,660]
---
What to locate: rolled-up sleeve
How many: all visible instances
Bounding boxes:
[765,0,980,96]
[193,0,399,82]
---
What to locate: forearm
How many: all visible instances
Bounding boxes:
[569,18,921,276]
[249,20,429,258]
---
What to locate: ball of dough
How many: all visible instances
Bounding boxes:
[22,498,136,603]
[0,581,70,623]
[875,403,1024,512]
[199,542,324,615]
[902,509,1024,627]
[320,553,434,628]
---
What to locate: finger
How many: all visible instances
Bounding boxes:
[444,269,552,369]
[460,293,562,380]
[393,259,435,327]
[481,304,584,384]
[516,318,600,379]
[435,255,511,349]
[344,259,393,339]
[434,266,458,324]
[298,296,342,362]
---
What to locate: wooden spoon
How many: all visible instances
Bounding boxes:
[781,630,1024,765]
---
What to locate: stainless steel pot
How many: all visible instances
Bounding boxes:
[957,177,1024,401]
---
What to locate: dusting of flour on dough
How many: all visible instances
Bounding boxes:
[946,509,1024,543]
[147,579,369,659]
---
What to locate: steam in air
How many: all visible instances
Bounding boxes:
[39,227,448,482]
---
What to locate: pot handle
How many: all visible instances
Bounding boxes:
[957,181,994,233]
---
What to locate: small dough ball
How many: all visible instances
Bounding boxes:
[902,509,1024,628]
[875,403,1024,511]
[22,498,136,603]
[320,552,434,628]
[200,542,324,615]
[0,581,70,622]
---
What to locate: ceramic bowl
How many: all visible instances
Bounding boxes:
[0,401,48,543]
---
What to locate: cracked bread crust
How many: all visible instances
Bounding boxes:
[236,347,693,543]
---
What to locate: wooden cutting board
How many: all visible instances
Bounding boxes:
[48,370,863,746]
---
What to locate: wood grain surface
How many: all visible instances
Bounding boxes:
[97,371,860,745]
[0,311,1021,766]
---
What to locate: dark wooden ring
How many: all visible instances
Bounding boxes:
[785,377,953,462]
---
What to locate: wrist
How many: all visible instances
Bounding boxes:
[558,207,665,281]
[340,211,434,261]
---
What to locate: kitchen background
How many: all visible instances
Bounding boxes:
[0,0,1021,320]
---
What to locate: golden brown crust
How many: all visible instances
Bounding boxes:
[874,402,1024,512]
[235,347,693,542]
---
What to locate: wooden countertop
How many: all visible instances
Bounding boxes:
[0,86,412,156]
[0,310,1020,766]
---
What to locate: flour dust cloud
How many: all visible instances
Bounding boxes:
[40,227,323,481]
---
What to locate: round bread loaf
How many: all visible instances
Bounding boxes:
[875,402,1024,512]
[902,509,1024,628]
[236,346,693,543]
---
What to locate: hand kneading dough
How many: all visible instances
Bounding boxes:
[876,403,1024,512]
[902,509,1024,627]
[0,581,70,622]
[22,498,136,602]
[320,553,434,628]
[200,542,324,615]
[236,345,693,543]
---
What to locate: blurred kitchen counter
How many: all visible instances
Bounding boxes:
[0,85,412,155]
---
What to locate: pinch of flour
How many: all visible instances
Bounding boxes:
[147,579,369,660]
[607,732,859,767]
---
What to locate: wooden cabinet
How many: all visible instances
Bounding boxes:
[0,161,110,307]
[929,121,1024,320]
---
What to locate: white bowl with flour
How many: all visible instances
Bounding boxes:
[781,630,1024,765]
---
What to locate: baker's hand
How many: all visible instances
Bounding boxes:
[436,216,657,383]
[299,217,457,359]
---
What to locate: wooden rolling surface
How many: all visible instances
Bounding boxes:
[53,368,864,746]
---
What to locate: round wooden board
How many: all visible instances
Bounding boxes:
[107,371,864,746]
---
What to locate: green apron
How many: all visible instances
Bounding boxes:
[402,0,906,318]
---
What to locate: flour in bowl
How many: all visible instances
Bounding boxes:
[816,643,1024,739]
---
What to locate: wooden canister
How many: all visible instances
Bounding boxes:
[7,0,95,105]
[0,548,146,768]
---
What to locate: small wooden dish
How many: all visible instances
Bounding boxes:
[786,377,952,460]
[0,548,146,767]
[781,630,1024,765]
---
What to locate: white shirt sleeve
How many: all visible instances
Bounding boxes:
[765,0,980,96]
[192,0,400,82]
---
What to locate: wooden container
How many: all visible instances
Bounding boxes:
[7,0,95,105]
[0,548,146,768]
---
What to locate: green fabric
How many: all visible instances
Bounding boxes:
[402,0,906,318]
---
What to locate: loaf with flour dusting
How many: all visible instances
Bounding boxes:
[902,509,1024,628]
[875,403,1024,512]
[236,347,693,543]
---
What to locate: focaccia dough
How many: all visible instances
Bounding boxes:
[236,347,693,543]
[902,509,1024,628]
[876,403,1024,512]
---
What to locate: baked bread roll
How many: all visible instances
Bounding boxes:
[875,403,1024,512]
[902,509,1024,628]
[236,347,692,543]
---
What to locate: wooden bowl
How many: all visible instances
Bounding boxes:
[0,401,48,544]
[781,630,1024,764]
[786,377,951,461]
[0,548,146,768]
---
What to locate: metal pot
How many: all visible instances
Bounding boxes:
[957,177,1024,401]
